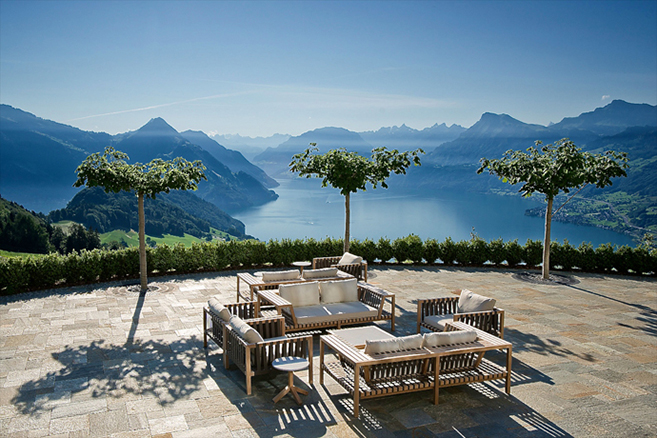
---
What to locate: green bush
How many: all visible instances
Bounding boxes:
[1,236,655,295]
[392,234,424,263]
[423,238,440,264]
[523,239,543,267]
[504,240,523,267]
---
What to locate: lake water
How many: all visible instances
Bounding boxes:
[233,177,636,247]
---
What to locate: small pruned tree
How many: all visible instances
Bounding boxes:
[74,147,206,291]
[477,138,628,280]
[290,144,423,253]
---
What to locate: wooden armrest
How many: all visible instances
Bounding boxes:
[258,290,292,308]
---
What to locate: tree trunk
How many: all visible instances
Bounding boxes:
[542,196,553,280]
[138,192,148,292]
[344,192,350,253]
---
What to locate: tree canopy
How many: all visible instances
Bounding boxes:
[477,138,628,279]
[290,144,423,252]
[74,147,206,291]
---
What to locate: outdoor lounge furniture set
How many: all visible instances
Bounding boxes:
[203,258,510,413]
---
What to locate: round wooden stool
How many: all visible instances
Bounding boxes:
[272,356,309,405]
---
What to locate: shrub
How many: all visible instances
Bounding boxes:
[488,238,506,266]
[438,237,457,265]
[375,237,394,263]
[392,234,423,263]
[423,238,440,264]
[523,239,543,267]
[504,239,523,267]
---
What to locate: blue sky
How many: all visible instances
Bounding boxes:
[1,0,656,137]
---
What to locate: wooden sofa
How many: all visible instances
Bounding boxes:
[203,299,259,349]
[417,289,505,338]
[320,322,512,417]
[258,279,395,332]
[236,267,353,302]
[313,255,368,281]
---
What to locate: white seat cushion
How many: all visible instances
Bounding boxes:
[320,278,358,304]
[261,269,300,282]
[289,302,378,326]
[423,330,477,348]
[279,282,320,307]
[208,298,231,322]
[302,267,339,279]
[458,289,496,313]
[229,315,264,344]
[423,314,454,331]
[338,252,363,265]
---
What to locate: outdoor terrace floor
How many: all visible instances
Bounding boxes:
[0,266,655,437]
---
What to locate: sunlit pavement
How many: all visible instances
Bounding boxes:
[1,265,655,437]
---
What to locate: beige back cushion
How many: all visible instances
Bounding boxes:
[320,278,358,304]
[338,252,363,265]
[302,267,339,279]
[457,289,496,313]
[279,282,320,307]
[423,330,477,348]
[261,269,300,282]
[364,337,400,355]
[208,298,231,322]
[397,334,424,350]
[229,315,264,344]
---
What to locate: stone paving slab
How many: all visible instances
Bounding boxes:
[0,266,655,437]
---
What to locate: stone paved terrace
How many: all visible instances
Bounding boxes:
[0,266,655,437]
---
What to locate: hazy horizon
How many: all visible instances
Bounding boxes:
[1,1,656,137]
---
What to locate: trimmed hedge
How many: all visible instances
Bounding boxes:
[1,236,655,295]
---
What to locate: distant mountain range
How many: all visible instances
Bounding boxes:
[1,99,655,242]
[0,105,277,214]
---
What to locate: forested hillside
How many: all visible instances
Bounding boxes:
[48,187,247,239]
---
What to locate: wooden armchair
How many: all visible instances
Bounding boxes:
[203,300,260,350]
[223,315,313,395]
[417,292,505,338]
[313,255,368,281]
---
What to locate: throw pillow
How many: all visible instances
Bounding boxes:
[207,297,231,322]
[261,269,300,282]
[302,267,339,279]
[397,334,424,351]
[279,282,320,307]
[229,315,264,344]
[320,278,358,304]
[457,289,496,313]
[338,252,363,265]
[422,330,477,348]
[364,337,400,355]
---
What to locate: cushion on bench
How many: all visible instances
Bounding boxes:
[423,330,477,348]
[208,298,231,322]
[302,267,339,279]
[423,314,453,331]
[285,301,378,326]
[279,282,320,307]
[338,252,363,265]
[261,269,300,282]
[320,278,358,304]
[364,334,424,355]
[457,289,496,313]
[229,315,264,344]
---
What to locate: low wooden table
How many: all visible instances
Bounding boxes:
[327,325,396,349]
[272,356,310,405]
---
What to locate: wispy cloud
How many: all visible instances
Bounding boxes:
[601,95,611,100]
[64,91,255,122]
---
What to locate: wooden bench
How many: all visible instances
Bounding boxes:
[417,295,505,338]
[319,322,512,417]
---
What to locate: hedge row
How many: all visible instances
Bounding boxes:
[1,235,655,295]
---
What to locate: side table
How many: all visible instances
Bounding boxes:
[291,261,311,274]
[272,356,310,405]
